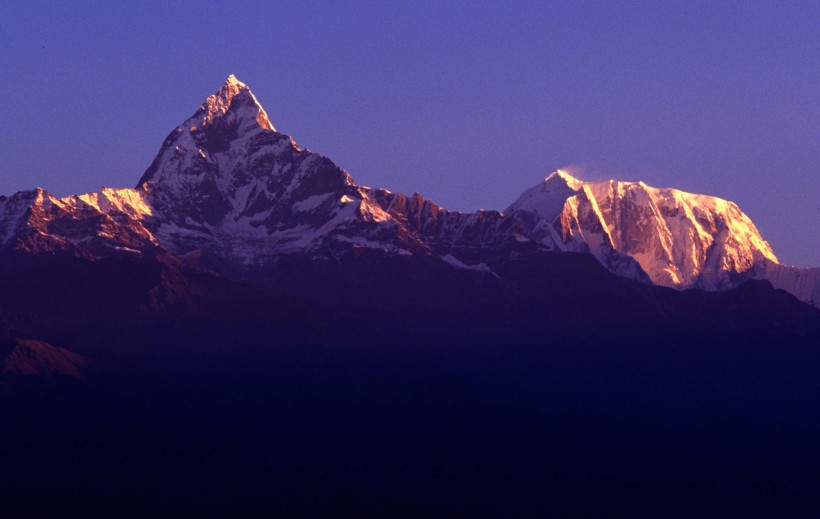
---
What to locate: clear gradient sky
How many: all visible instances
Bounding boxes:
[1,1,817,266]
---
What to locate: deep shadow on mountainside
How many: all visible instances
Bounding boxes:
[1,247,820,516]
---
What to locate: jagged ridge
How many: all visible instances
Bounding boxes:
[0,76,817,307]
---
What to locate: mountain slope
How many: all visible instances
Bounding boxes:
[0,75,816,306]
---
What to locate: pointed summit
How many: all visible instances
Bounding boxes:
[505,169,579,219]
[137,74,360,235]
[544,169,584,190]
[192,74,275,132]
[137,75,280,188]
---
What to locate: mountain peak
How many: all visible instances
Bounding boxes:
[225,73,243,87]
[544,169,584,190]
[190,74,275,133]
[509,171,782,290]
[216,74,250,101]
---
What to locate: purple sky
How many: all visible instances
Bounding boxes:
[1,1,817,266]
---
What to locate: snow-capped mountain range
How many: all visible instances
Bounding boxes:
[1,75,817,307]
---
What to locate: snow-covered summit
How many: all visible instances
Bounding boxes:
[127,76,535,269]
[195,74,275,132]
[546,169,584,190]
[507,170,786,292]
[505,169,579,220]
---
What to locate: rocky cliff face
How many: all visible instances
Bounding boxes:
[0,76,816,307]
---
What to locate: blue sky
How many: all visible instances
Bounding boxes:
[1,1,817,266]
